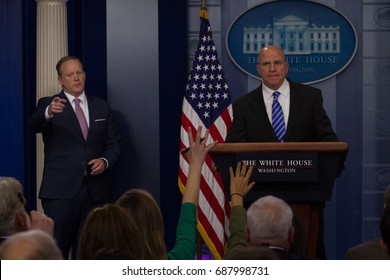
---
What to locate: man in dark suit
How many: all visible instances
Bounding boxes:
[29,56,121,258]
[225,45,338,259]
[226,45,338,143]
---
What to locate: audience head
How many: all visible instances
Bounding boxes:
[380,206,390,256]
[0,177,30,236]
[0,229,62,260]
[77,204,144,260]
[246,195,294,250]
[116,188,167,259]
[225,245,280,260]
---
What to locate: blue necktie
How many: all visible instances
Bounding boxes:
[272,91,285,142]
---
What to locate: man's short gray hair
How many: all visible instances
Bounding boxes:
[247,195,293,244]
[0,230,62,260]
[0,177,25,236]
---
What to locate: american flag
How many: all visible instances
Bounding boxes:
[178,7,233,260]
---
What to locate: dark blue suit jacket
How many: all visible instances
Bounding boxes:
[226,81,338,142]
[29,91,121,202]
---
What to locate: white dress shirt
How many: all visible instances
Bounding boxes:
[262,79,290,128]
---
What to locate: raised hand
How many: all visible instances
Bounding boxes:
[229,161,255,206]
[182,126,218,205]
[186,126,217,168]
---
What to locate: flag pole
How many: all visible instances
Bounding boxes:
[200,0,208,19]
[196,0,208,261]
[197,0,207,260]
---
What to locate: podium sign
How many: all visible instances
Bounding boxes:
[237,152,318,182]
[209,142,348,257]
[210,142,347,202]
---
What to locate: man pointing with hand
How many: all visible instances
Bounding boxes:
[29,56,121,258]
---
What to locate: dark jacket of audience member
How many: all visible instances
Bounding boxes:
[225,245,280,260]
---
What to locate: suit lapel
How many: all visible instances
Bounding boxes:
[254,84,278,138]
[61,91,87,142]
[285,81,303,140]
[86,96,97,142]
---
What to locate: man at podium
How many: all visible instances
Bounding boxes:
[225,45,339,259]
[226,45,338,143]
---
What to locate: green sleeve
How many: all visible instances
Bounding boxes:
[167,203,197,260]
[225,205,248,258]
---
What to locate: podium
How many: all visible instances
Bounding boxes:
[209,142,348,257]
